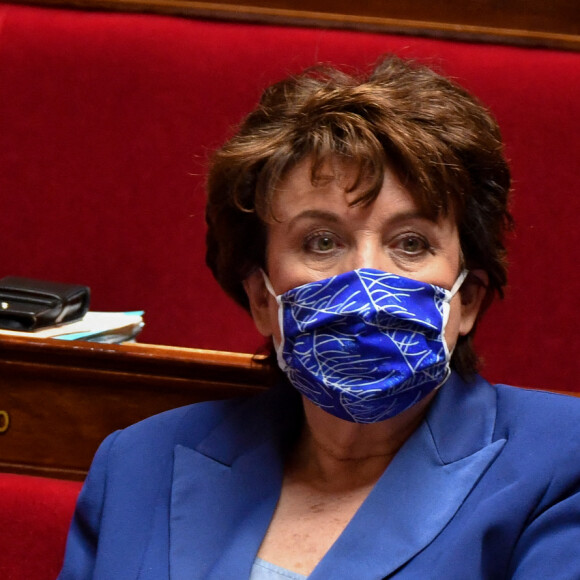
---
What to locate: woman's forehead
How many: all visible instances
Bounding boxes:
[270,155,453,226]
[263,155,460,221]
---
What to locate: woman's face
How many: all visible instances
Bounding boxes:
[244,156,485,352]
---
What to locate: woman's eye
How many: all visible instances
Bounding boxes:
[397,235,429,255]
[304,233,338,253]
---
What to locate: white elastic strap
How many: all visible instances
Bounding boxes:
[261,269,277,298]
[260,270,288,371]
[449,269,469,298]
[441,269,469,363]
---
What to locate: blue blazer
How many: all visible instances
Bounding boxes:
[59,374,580,579]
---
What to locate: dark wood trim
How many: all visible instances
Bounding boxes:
[0,337,272,479]
[0,460,89,481]
[0,334,273,385]
[7,0,580,51]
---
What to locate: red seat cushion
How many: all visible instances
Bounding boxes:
[0,473,82,579]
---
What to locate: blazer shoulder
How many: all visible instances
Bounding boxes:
[495,383,580,420]
[494,383,580,451]
[104,397,250,467]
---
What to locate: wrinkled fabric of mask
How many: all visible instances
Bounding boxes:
[265,268,467,423]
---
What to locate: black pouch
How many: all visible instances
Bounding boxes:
[0,276,90,331]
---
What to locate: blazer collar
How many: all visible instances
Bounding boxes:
[309,373,506,579]
[169,384,301,580]
[169,374,505,579]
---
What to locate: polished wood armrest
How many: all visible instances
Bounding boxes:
[0,336,273,480]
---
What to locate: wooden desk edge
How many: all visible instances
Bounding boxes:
[0,335,275,385]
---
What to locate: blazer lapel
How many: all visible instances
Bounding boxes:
[309,374,506,579]
[169,385,302,580]
[168,374,504,580]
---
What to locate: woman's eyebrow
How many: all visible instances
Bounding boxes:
[386,210,436,226]
[285,208,438,231]
[286,209,341,228]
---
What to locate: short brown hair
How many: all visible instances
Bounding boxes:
[205,55,512,376]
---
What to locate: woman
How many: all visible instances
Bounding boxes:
[60,56,580,579]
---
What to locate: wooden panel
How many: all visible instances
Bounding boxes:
[0,337,272,479]
[9,0,580,50]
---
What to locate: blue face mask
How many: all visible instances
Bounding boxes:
[264,268,467,423]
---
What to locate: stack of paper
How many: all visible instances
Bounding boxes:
[0,311,144,343]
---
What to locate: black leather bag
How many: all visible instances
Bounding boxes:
[0,276,90,331]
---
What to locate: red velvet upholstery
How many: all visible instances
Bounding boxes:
[0,473,82,579]
[1,8,579,575]
[0,2,579,392]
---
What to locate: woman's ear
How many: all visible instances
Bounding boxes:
[458,269,489,336]
[242,270,275,337]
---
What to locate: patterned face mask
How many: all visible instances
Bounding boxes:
[264,268,467,423]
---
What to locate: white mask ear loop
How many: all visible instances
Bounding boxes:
[260,270,288,371]
[261,269,277,298]
[449,269,469,298]
[441,269,469,365]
